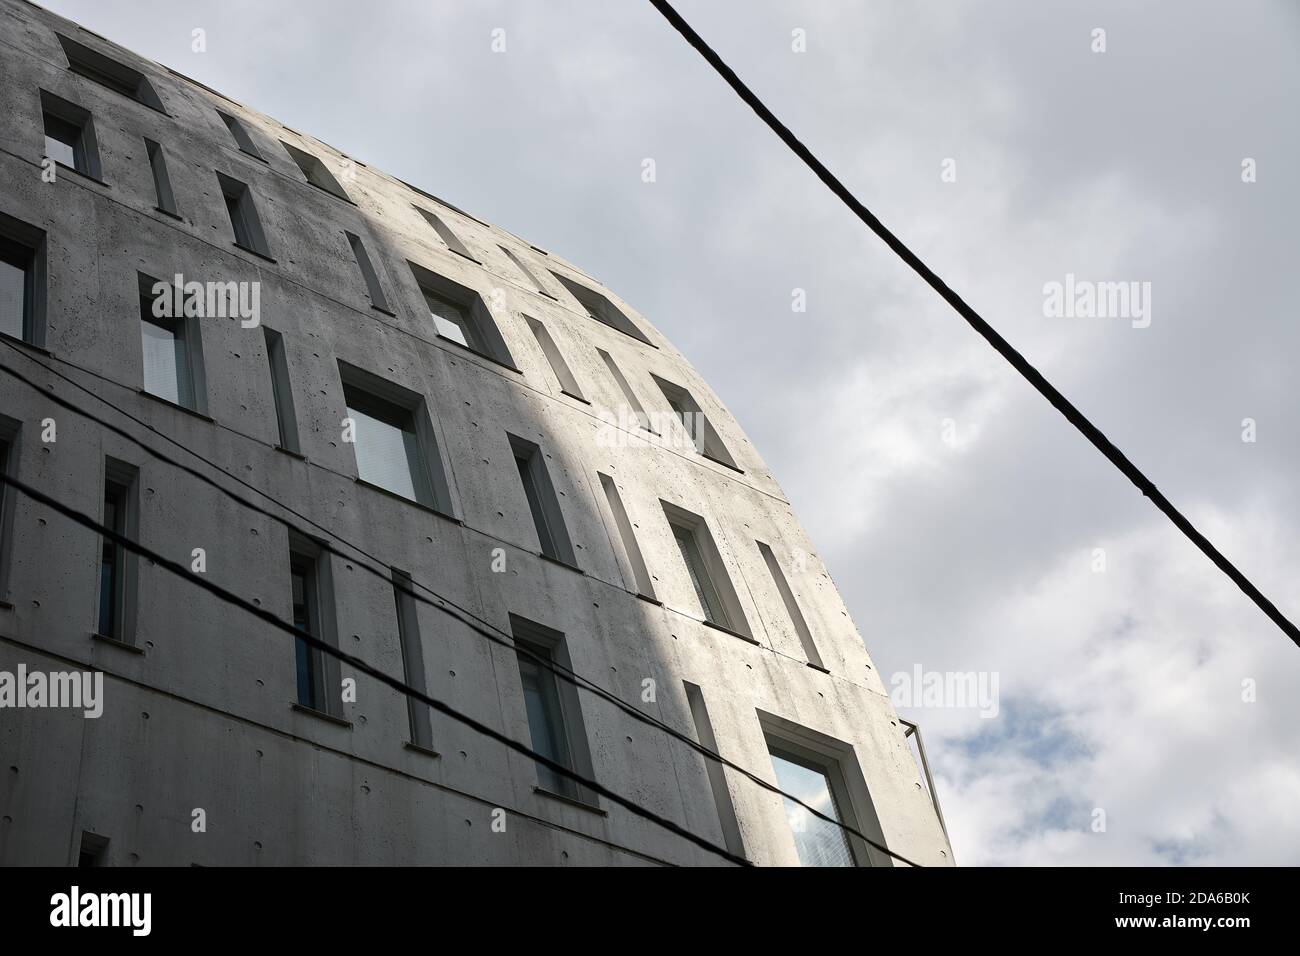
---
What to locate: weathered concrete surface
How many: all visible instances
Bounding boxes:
[0,0,952,866]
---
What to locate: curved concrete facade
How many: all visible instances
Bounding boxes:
[0,0,952,866]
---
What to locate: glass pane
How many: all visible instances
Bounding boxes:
[770,750,856,867]
[0,255,26,340]
[425,291,483,352]
[291,567,316,707]
[140,317,187,405]
[44,132,76,169]
[347,397,423,502]
[518,652,574,796]
[516,454,557,558]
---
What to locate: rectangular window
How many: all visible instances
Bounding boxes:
[138,275,205,412]
[288,534,341,716]
[282,141,350,201]
[263,327,300,453]
[217,172,271,256]
[415,206,476,261]
[56,34,166,112]
[596,348,651,431]
[757,541,823,668]
[144,139,179,215]
[41,91,101,180]
[0,213,45,347]
[77,832,110,867]
[217,109,264,159]
[525,316,584,400]
[392,568,434,751]
[597,472,655,599]
[510,615,596,804]
[0,423,15,599]
[345,231,390,313]
[509,434,576,567]
[652,375,739,470]
[683,682,746,859]
[340,363,453,514]
[550,271,653,346]
[662,501,751,638]
[97,459,138,643]
[409,262,514,367]
[498,245,549,295]
[768,746,857,867]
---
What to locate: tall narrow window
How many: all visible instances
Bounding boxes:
[97,459,138,643]
[41,91,101,179]
[138,274,205,412]
[288,535,341,716]
[56,34,166,112]
[767,747,857,867]
[683,682,746,859]
[653,375,739,469]
[550,272,653,346]
[345,231,390,312]
[498,245,549,295]
[509,434,577,567]
[217,109,264,159]
[77,832,110,867]
[217,173,271,256]
[282,141,350,201]
[0,212,44,347]
[409,263,514,367]
[597,472,655,599]
[144,138,178,215]
[0,423,15,597]
[525,316,584,400]
[596,348,651,431]
[263,327,300,453]
[392,568,434,751]
[662,501,751,638]
[340,363,453,514]
[510,615,597,805]
[757,541,824,668]
[415,207,476,261]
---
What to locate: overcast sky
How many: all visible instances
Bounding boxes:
[39,0,1300,865]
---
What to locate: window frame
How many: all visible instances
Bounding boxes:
[40,90,102,181]
[216,171,272,257]
[661,500,752,639]
[508,433,577,568]
[407,261,516,369]
[287,533,342,717]
[96,458,139,645]
[56,33,167,113]
[137,273,207,413]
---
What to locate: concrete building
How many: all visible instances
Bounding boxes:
[0,0,952,866]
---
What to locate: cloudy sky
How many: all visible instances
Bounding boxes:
[40,0,1300,865]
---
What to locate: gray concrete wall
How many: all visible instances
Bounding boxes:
[0,0,952,866]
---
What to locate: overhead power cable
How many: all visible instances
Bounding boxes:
[0,468,750,867]
[0,348,921,866]
[647,0,1300,650]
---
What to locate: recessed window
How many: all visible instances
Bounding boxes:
[409,262,514,367]
[138,274,206,412]
[216,109,264,160]
[392,568,434,751]
[498,245,549,295]
[41,90,101,180]
[652,375,739,469]
[0,213,45,347]
[282,141,350,201]
[97,459,138,643]
[288,536,340,716]
[56,34,166,112]
[596,348,651,431]
[597,472,655,600]
[415,206,476,261]
[144,139,179,216]
[0,420,17,599]
[757,541,823,668]
[77,831,110,867]
[683,682,746,859]
[768,746,858,867]
[217,172,272,256]
[662,501,751,638]
[340,363,453,514]
[345,231,390,313]
[262,327,300,453]
[525,316,584,400]
[550,272,653,346]
[510,615,597,804]
[509,434,576,567]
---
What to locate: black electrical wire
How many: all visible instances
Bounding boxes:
[647,0,1300,650]
[0,467,751,867]
[0,348,922,866]
[0,347,919,866]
